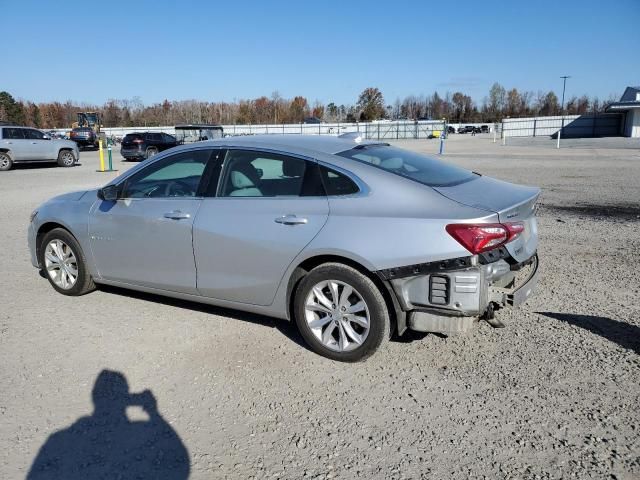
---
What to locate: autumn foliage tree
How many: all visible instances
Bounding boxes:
[0,84,616,129]
[357,87,385,121]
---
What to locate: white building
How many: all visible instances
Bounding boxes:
[605,86,640,138]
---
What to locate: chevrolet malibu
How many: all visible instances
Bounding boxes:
[28,135,539,361]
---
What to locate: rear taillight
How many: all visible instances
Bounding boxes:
[446,222,524,254]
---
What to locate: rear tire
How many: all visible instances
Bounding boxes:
[145,147,158,159]
[38,228,96,296]
[57,149,75,167]
[294,263,390,362]
[0,152,13,171]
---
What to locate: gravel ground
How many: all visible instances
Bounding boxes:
[1,136,639,479]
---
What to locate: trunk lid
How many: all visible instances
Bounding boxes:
[434,176,540,263]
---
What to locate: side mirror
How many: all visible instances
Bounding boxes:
[98,184,119,201]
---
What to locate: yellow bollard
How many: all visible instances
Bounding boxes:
[98,139,105,172]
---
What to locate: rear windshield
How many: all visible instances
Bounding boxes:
[336,145,478,187]
[123,134,142,141]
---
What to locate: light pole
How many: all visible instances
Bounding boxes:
[557,75,570,149]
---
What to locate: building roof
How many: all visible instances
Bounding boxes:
[605,86,640,112]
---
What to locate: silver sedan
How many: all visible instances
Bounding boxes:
[28,135,540,361]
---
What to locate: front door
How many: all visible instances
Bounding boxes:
[193,149,329,305]
[88,149,214,293]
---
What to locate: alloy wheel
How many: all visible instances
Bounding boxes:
[61,151,74,166]
[44,239,78,289]
[304,280,370,352]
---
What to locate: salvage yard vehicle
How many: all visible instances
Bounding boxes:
[175,124,224,144]
[120,132,178,161]
[28,134,539,361]
[70,127,99,149]
[0,126,79,171]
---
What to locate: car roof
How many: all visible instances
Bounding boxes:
[195,134,385,156]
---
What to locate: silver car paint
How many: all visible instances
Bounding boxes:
[29,135,540,323]
[0,127,79,163]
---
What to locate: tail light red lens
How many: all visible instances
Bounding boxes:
[446,222,524,254]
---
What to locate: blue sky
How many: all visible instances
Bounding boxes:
[3,0,639,106]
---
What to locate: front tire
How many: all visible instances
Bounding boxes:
[57,150,75,167]
[0,152,13,171]
[294,263,390,362]
[38,228,95,296]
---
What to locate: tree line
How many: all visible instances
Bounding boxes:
[0,84,618,130]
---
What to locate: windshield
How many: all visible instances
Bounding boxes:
[336,145,478,187]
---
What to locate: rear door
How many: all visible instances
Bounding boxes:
[193,149,329,305]
[2,127,31,160]
[24,128,54,160]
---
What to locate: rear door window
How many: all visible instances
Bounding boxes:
[219,150,318,197]
[3,128,26,139]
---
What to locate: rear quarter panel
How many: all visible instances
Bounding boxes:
[301,164,498,270]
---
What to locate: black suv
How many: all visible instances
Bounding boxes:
[120,132,177,161]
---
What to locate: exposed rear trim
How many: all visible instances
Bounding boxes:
[375,256,473,281]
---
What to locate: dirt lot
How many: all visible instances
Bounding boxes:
[1,135,639,479]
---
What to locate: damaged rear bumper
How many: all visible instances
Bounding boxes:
[380,253,539,335]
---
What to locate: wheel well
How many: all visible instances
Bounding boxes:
[36,222,72,259]
[286,254,400,335]
[0,148,10,155]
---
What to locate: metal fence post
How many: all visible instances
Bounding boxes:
[377,123,380,140]
[533,119,537,137]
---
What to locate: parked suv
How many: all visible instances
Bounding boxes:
[120,132,177,161]
[70,127,99,149]
[0,126,79,171]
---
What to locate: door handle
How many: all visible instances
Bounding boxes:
[275,215,308,225]
[163,210,191,220]
[31,142,38,144]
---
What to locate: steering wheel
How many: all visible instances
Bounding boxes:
[164,180,193,197]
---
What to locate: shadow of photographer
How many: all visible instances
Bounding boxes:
[27,370,190,480]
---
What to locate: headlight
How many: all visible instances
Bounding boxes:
[30,210,38,223]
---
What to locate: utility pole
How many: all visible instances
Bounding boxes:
[557,75,570,149]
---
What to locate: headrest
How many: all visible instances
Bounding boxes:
[231,170,256,189]
[230,161,260,189]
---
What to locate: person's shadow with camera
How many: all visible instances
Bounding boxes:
[27,370,190,480]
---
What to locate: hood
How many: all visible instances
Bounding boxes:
[53,139,78,148]
[47,190,90,203]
